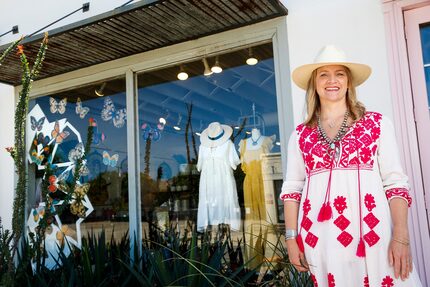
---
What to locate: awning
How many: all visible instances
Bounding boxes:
[0,0,288,86]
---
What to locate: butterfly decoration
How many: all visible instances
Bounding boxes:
[101,97,127,128]
[51,121,70,144]
[67,143,90,177]
[89,118,106,145]
[56,224,76,246]
[102,151,119,167]
[68,143,84,162]
[47,172,69,193]
[75,98,90,119]
[49,97,67,114]
[141,123,161,142]
[29,133,53,166]
[30,116,45,131]
[70,183,90,218]
[32,206,45,222]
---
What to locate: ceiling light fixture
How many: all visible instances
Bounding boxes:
[246,47,258,65]
[202,58,213,76]
[95,82,106,97]
[177,65,189,81]
[211,56,222,73]
[173,114,182,131]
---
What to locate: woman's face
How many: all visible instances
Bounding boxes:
[315,65,349,105]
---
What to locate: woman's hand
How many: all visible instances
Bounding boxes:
[286,239,309,272]
[388,237,413,281]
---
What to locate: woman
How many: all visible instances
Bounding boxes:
[280,45,422,286]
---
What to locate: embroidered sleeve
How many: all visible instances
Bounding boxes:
[280,131,306,202]
[377,116,412,207]
[385,188,412,207]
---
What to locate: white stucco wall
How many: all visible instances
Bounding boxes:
[0,83,15,231]
[281,0,393,124]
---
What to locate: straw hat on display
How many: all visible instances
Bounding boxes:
[200,122,233,148]
[292,45,372,90]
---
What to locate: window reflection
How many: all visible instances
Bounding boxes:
[137,43,283,251]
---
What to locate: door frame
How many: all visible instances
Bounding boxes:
[383,0,430,285]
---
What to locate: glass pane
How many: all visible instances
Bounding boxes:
[137,42,283,269]
[420,23,430,109]
[27,77,128,250]
[420,23,430,64]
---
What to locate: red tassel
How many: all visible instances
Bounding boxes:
[356,238,366,257]
[296,234,304,252]
[317,202,332,222]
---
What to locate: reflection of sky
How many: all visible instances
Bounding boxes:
[29,92,128,181]
[138,58,280,180]
[420,25,430,106]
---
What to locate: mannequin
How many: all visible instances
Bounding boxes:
[239,128,276,219]
[239,128,275,269]
[196,122,241,231]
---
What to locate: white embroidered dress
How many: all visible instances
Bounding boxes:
[280,112,422,287]
[197,140,241,231]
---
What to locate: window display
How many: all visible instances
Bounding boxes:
[137,43,283,242]
[27,77,128,252]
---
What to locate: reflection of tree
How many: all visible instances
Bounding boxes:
[143,137,152,177]
[185,103,198,164]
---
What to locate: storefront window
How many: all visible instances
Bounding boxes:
[137,42,283,265]
[27,77,128,249]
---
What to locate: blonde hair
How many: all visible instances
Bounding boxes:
[303,66,366,127]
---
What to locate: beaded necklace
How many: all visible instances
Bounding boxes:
[251,135,262,146]
[317,110,349,159]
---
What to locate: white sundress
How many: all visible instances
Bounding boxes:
[280,112,422,287]
[196,140,241,231]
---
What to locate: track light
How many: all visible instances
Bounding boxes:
[177,65,188,81]
[246,48,258,65]
[211,56,222,73]
[173,114,182,131]
[202,58,213,76]
[95,82,106,97]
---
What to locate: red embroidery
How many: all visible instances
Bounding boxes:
[305,232,319,248]
[385,188,412,207]
[333,196,347,214]
[337,231,353,247]
[296,112,382,175]
[281,192,301,202]
[303,199,311,216]
[363,230,380,247]
[334,215,350,230]
[301,216,313,231]
[364,275,369,287]
[328,273,336,287]
[364,194,376,212]
[311,274,318,286]
[363,212,380,229]
[381,275,394,287]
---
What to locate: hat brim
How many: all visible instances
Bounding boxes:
[292,62,372,90]
[200,124,233,148]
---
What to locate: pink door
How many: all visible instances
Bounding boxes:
[405,6,430,223]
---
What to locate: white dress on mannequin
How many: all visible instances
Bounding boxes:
[196,122,241,231]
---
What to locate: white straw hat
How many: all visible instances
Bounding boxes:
[292,45,372,90]
[200,122,233,148]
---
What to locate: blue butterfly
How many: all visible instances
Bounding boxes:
[141,123,161,142]
[30,116,45,131]
[101,97,126,128]
[102,151,119,167]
